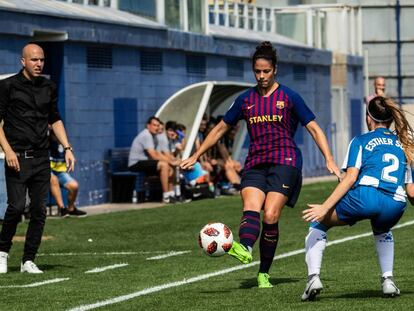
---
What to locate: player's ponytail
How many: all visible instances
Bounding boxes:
[369,96,414,163]
[252,41,277,70]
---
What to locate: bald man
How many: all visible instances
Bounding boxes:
[365,76,386,105]
[0,43,75,273]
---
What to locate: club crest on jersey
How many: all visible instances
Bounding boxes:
[276,101,285,109]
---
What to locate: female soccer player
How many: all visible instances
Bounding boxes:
[301,96,414,301]
[181,41,340,288]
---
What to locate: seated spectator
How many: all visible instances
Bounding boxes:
[202,116,241,194]
[176,123,187,149]
[128,116,179,203]
[49,174,66,217]
[165,121,183,157]
[216,138,241,194]
[50,131,86,217]
[156,121,171,157]
[196,117,214,174]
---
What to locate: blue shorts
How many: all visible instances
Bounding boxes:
[241,164,302,207]
[335,186,406,234]
[52,171,76,187]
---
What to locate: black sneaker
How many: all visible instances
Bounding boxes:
[162,196,178,204]
[67,208,87,217]
[222,187,239,196]
[177,196,192,204]
[59,208,70,218]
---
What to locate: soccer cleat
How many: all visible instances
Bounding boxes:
[301,274,323,301]
[257,272,273,288]
[0,251,8,273]
[382,276,400,297]
[20,261,43,274]
[227,241,252,264]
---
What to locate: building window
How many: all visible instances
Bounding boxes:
[293,65,306,81]
[118,0,156,20]
[87,46,112,69]
[227,58,244,78]
[165,0,181,29]
[140,50,163,72]
[188,0,203,33]
[186,55,206,75]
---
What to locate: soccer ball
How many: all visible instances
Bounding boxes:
[198,223,233,257]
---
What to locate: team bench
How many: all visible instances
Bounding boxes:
[107,148,161,203]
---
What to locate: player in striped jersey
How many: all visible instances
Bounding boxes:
[301,96,414,301]
[181,41,340,288]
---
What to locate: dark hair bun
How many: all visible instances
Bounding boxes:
[257,41,272,49]
[252,41,277,68]
[367,96,392,122]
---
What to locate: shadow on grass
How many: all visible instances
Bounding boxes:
[239,277,300,289]
[334,289,414,299]
[199,290,233,294]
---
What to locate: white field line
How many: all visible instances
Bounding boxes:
[85,263,129,274]
[0,278,69,288]
[38,251,189,257]
[68,219,414,311]
[146,251,191,260]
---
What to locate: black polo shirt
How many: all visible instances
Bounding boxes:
[0,70,61,151]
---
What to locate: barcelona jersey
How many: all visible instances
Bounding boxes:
[223,84,315,170]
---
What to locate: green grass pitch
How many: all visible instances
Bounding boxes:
[1,181,414,310]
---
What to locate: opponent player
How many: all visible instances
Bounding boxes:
[181,41,340,288]
[301,96,414,301]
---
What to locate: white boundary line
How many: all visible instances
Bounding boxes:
[68,219,414,311]
[85,263,129,274]
[146,251,191,260]
[38,251,190,257]
[0,278,69,288]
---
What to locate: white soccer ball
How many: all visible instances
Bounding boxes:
[198,223,233,257]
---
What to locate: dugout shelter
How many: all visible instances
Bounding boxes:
[155,81,253,163]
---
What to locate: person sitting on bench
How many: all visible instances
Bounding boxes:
[128,116,179,204]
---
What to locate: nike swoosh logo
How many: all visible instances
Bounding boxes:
[282,184,290,189]
[247,105,255,110]
[305,279,318,294]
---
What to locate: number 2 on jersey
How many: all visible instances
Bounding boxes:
[381,153,399,183]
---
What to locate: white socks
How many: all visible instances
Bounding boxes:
[305,227,327,276]
[374,231,394,278]
[305,227,395,279]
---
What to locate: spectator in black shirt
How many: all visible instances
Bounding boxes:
[0,43,75,274]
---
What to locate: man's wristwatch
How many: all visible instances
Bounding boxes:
[63,146,73,152]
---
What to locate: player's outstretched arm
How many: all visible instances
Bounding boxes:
[305,120,340,178]
[303,167,358,222]
[180,120,230,170]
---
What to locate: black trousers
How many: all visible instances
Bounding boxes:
[0,155,50,262]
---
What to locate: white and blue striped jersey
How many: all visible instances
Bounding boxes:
[342,128,411,202]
